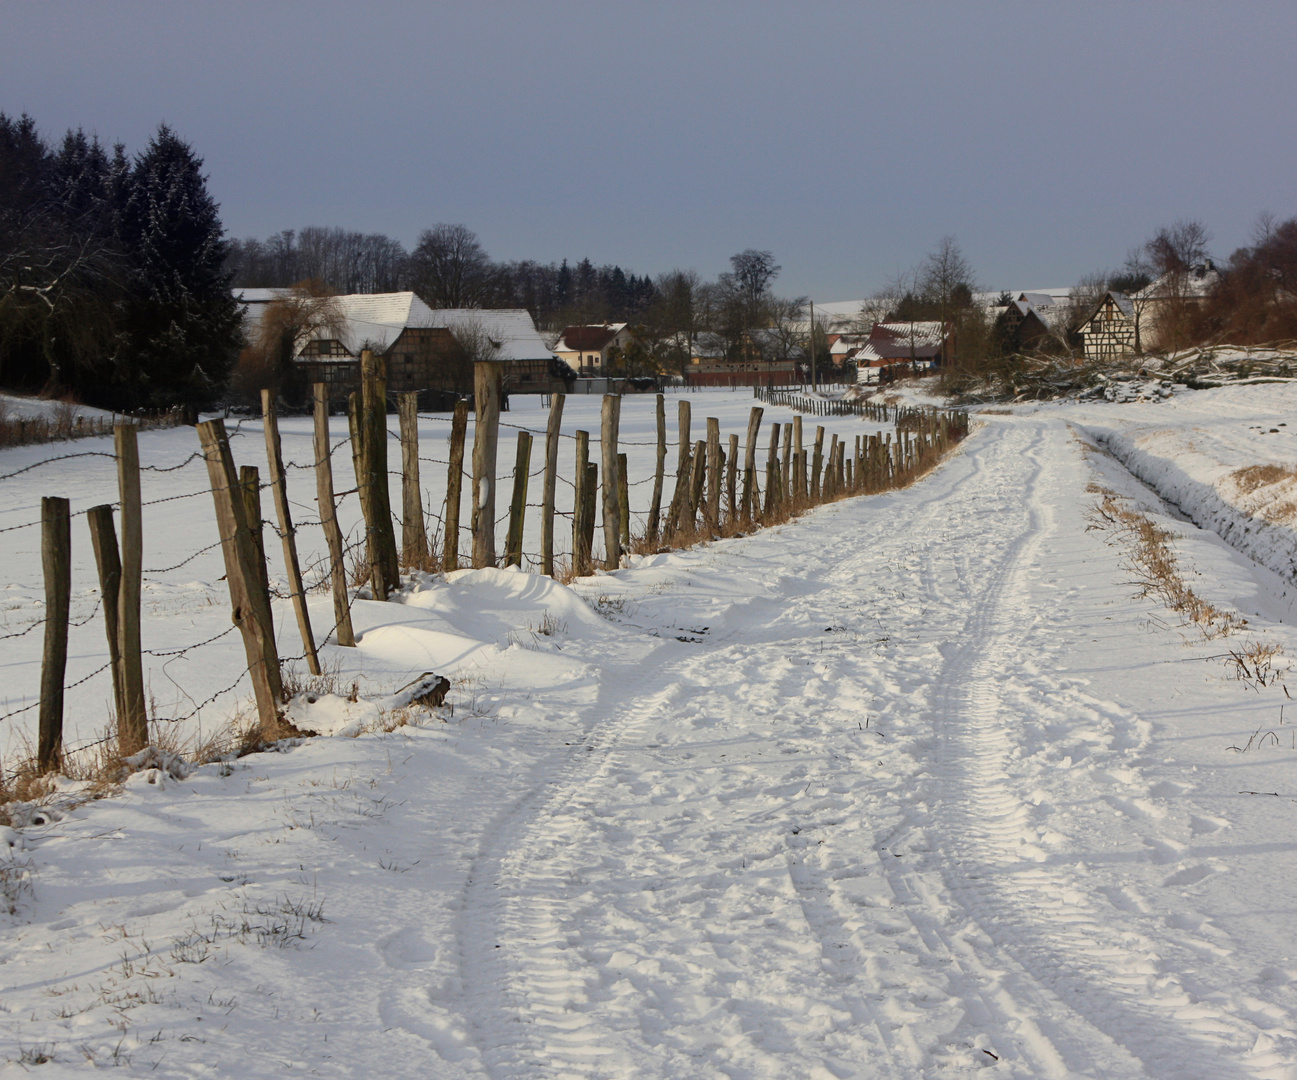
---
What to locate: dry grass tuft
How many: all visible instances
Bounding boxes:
[1088,491,1247,639]
[1231,463,1297,495]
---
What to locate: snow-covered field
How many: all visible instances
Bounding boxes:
[5,385,1297,1077]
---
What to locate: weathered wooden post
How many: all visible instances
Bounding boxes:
[781,423,793,499]
[793,415,805,500]
[360,351,400,595]
[114,424,147,756]
[705,417,721,532]
[263,391,321,674]
[38,497,70,772]
[742,406,763,520]
[618,452,631,547]
[582,461,598,565]
[600,394,621,569]
[86,505,124,720]
[726,433,739,524]
[541,392,565,576]
[646,394,666,544]
[312,384,355,648]
[397,392,429,571]
[444,399,468,571]
[239,465,272,601]
[471,362,503,568]
[764,423,782,517]
[197,419,283,738]
[811,425,826,500]
[573,429,590,575]
[687,438,706,530]
[505,430,532,568]
[826,435,839,498]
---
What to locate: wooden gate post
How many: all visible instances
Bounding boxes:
[600,394,622,570]
[397,392,429,571]
[38,497,70,773]
[114,424,147,755]
[541,392,565,576]
[444,399,469,572]
[471,362,502,568]
[197,419,283,738]
[312,384,355,648]
[505,430,532,568]
[263,391,321,674]
[86,505,124,722]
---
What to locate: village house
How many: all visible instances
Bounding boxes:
[855,322,948,384]
[1077,291,1137,360]
[553,323,635,374]
[237,290,568,404]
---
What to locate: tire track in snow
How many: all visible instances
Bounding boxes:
[919,418,1267,1079]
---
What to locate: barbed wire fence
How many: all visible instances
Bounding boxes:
[2,368,968,786]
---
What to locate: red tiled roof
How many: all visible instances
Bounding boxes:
[559,325,617,351]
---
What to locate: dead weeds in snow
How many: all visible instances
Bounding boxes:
[1088,491,1248,639]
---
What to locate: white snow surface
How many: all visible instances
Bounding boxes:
[5,387,1297,1077]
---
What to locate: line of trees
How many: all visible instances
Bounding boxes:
[0,113,240,409]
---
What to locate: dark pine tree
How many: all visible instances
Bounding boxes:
[116,125,240,408]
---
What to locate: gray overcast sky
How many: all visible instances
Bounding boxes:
[3,1,1294,300]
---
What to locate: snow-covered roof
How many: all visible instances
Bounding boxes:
[426,308,555,362]
[316,293,441,354]
[1134,264,1219,301]
[857,322,947,363]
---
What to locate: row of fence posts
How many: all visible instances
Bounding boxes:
[31,352,968,773]
[753,385,901,423]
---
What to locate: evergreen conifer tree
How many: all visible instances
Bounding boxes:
[117,124,240,408]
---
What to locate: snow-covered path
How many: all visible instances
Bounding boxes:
[442,416,1297,1078]
[8,402,1297,1078]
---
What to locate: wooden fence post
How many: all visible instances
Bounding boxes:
[618,451,631,547]
[86,504,124,722]
[312,384,355,648]
[197,419,283,738]
[263,391,321,675]
[793,415,805,499]
[582,462,598,566]
[360,351,400,595]
[239,465,272,601]
[781,423,793,500]
[114,424,147,756]
[666,400,692,539]
[726,433,738,524]
[573,429,590,575]
[505,430,532,568]
[471,362,502,568]
[811,425,826,500]
[397,392,429,571]
[705,417,721,532]
[687,438,706,529]
[348,391,383,600]
[742,406,763,520]
[444,399,468,572]
[646,394,666,544]
[38,497,70,773]
[541,392,565,576]
[600,394,621,569]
